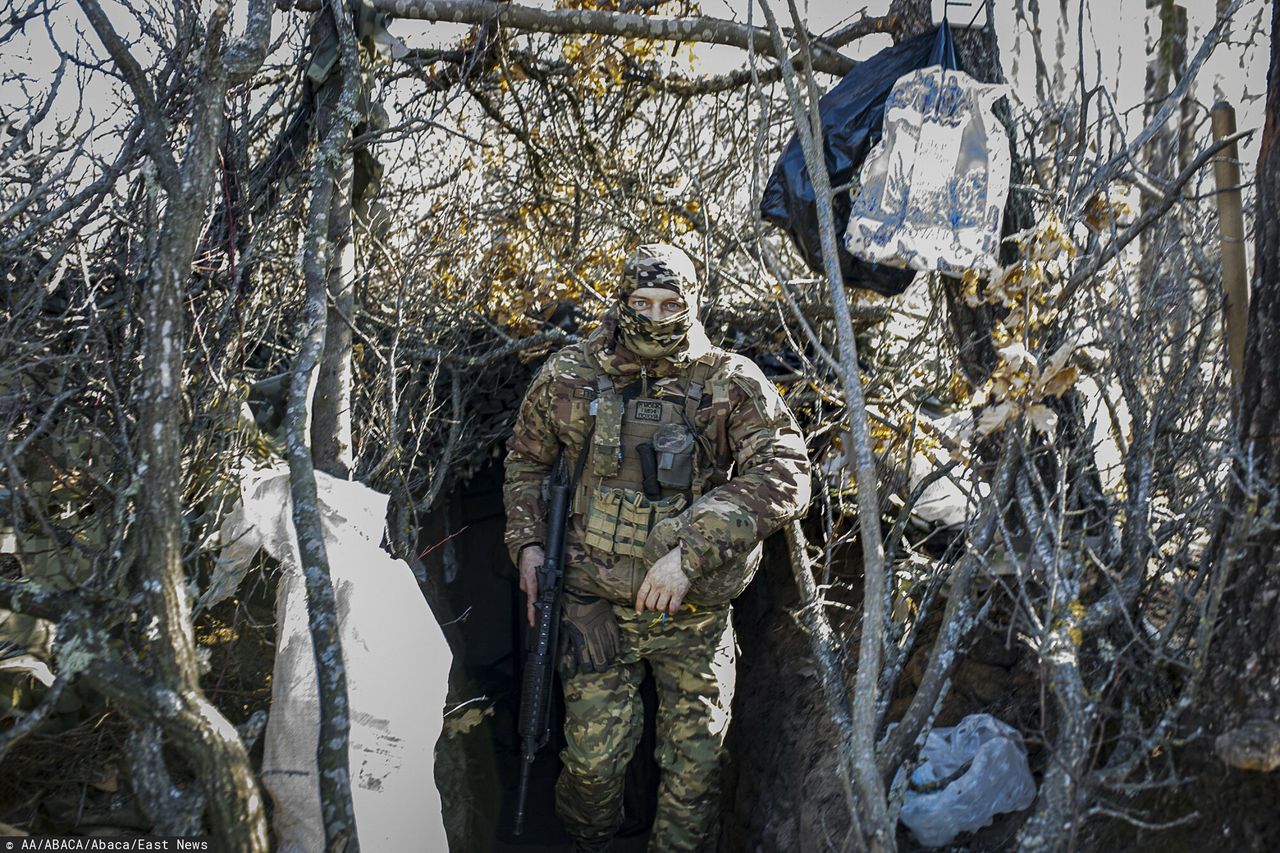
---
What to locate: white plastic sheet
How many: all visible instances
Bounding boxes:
[821,409,983,533]
[213,463,450,852]
[899,713,1036,847]
[846,65,1010,276]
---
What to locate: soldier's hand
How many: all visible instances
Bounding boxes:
[636,545,690,615]
[518,544,545,628]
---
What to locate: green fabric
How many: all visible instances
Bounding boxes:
[557,605,734,851]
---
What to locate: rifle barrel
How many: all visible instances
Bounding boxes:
[514,760,533,835]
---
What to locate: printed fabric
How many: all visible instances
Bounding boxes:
[845,64,1010,275]
[556,603,735,851]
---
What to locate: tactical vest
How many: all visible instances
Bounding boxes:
[575,352,733,560]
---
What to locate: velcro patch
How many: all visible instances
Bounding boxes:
[634,400,663,422]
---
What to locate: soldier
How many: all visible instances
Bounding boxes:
[504,243,812,852]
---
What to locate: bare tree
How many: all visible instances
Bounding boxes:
[0,0,1272,848]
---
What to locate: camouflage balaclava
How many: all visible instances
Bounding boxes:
[615,243,702,360]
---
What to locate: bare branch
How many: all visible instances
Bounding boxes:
[0,673,69,759]
[223,0,275,84]
[75,0,180,189]
[757,0,894,846]
[360,0,858,75]
[1067,0,1245,216]
[1058,129,1254,313]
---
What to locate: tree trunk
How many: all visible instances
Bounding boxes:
[76,1,273,846]
[134,164,270,852]
[757,2,895,845]
[311,88,356,478]
[286,3,364,849]
[1205,0,1280,818]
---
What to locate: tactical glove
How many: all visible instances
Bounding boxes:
[558,590,621,679]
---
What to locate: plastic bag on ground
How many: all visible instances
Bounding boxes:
[759,23,956,296]
[214,463,450,852]
[899,713,1036,847]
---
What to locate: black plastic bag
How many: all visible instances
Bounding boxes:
[760,23,957,296]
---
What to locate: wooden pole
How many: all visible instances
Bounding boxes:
[1211,100,1249,388]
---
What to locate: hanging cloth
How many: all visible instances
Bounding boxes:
[844,26,1010,276]
[759,22,957,296]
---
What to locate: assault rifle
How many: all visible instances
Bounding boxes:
[513,455,573,835]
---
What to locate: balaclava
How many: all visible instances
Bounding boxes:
[615,243,702,360]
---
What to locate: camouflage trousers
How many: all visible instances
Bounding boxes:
[557,602,736,852]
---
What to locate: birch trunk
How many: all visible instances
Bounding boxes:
[285,1,363,848]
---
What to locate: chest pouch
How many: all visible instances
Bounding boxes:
[590,379,623,478]
[582,484,688,559]
[703,375,734,487]
[652,422,695,490]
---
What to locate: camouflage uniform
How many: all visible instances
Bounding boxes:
[504,245,811,851]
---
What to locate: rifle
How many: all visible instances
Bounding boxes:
[513,454,573,835]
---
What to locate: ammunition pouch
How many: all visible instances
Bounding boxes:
[652,423,695,490]
[582,484,688,559]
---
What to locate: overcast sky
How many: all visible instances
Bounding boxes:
[6,1,1272,208]
[389,0,1270,168]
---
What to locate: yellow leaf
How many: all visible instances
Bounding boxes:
[1040,340,1075,380]
[1039,364,1078,399]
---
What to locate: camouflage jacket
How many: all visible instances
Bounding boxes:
[503,314,812,607]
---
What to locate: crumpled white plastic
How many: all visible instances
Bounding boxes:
[899,713,1037,847]
[211,462,450,852]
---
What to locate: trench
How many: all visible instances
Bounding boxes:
[421,459,647,852]
[418,458,1049,851]
[420,458,826,852]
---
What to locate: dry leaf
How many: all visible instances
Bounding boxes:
[1040,340,1075,379]
[976,401,1014,436]
[1039,364,1078,399]
[1027,404,1059,436]
[997,342,1036,374]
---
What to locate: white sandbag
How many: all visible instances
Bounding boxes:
[846,65,1011,275]
[906,409,984,530]
[215,463,450,852]
[899,713,1036,847]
